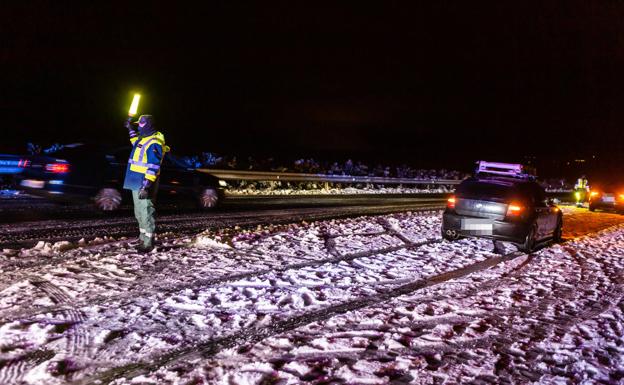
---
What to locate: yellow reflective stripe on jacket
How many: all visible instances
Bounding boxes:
[144,172,157,182]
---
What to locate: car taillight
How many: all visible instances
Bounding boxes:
[447,196,456,209]
[506,203,523,216]
[45,163,70,173]
[18,159,30,168]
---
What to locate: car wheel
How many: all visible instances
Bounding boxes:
[588,205,595,212]
[552,216,563,243]
[94,188,122,211]
[198,187,219,209]
[519,224,537,253]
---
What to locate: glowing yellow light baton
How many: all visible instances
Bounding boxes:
[128,94,141,117]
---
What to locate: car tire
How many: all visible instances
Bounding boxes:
[519,224,537,253]
[94,188,122,211]
[588,205,595,212]
[552,216,563,243]
[197,187,220,209]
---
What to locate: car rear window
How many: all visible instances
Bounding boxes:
[456,179,528,202]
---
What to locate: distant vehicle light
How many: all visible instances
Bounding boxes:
[45,163,70,173]
[48,180,64,185]
[447,196,456,209]
[619,194,624,200]
[590,191,599,197]
[18,159,31,168]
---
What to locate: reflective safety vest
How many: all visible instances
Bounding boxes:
[123,131,170,191]
[128,132,167,182]
[575,178,588,189]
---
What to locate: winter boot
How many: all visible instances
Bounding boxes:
[137,235,155,253]
[136,244,154,253]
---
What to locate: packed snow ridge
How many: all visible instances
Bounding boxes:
[0,207,623,384]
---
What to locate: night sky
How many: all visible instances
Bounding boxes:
[4,1,624,176]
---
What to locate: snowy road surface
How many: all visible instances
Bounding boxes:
[1,206,623,384]
[0,195,446,249]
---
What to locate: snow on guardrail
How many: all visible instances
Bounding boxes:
[198,168,462,185]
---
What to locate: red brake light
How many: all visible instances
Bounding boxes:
[45,163,70,173]
[447,196,456,209]
[506,203,523,216]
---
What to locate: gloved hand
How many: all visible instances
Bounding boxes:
[125,118,138,137]
[138,179,152,200]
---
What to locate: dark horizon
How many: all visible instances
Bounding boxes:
[4,1,624,178]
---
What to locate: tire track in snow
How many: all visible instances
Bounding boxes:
[395,252,537,308]
[0,207,442,286]
[28,279,90,359]
[85,249,524,385]
[0,203,445,249]
[0,280,90,384]
[407,246,588,382]
[481,247,621,382]
[373,242,623,383]
[0,238,443,325]
[0,211,440,324]
[0,349,56,385]
[239,246,581,383]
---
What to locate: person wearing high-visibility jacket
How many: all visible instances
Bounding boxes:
[123,115,168,252]
[574,175,590,208]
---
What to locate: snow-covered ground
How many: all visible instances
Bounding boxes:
[0,207,623,384]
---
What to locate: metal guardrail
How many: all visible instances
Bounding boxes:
[197,168,462,185]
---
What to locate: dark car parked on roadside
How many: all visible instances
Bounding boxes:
[15,144,223,211]
[441,161,562,252]
[588,183,624,213]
